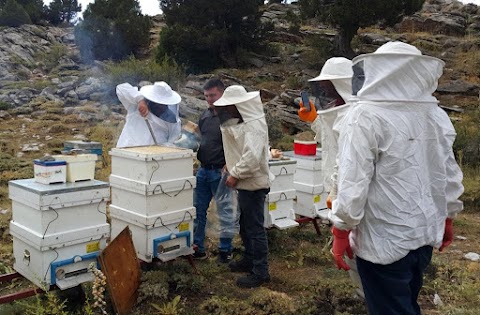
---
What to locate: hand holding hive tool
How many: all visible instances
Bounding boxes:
[144,118,158,145]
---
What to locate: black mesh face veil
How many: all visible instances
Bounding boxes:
[215,105,243,125]
[147,100,177,123]
[352,60,365,96]
[310,80,345,110]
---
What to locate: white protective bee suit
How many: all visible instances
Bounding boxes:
[116,82,181,148]
[309,57,353,195]
[216,92,271,191]
[309,57,364,297]
[331,42,464,265]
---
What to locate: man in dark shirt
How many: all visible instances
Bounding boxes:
[193,78,235,263]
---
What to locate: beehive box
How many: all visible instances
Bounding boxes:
[33,159,67,184]
[110,146,194,183]
[293,182,328,218]
[10,220,109,289]
[268,159,296,193]
[283,151,324,186]
[264,189,298,229]
[109,205,196,262]
[8,179,110,235]
[64,140,103,157]
[109,175,195,216]
[53,154,97,182]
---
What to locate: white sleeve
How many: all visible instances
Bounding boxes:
[331,111,377,230]
[116,83,144,113]
[444,130,464,218]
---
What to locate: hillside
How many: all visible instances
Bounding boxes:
[0,0,480,314]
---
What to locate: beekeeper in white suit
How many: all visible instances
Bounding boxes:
[330,41,464,315]
[115,81,181,148]
[299,57,364,297]
[213,85,271,289]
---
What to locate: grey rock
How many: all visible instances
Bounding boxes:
[65,90,79,104]
[437,80,480,96]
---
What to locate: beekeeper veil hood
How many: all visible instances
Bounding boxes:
[351,41,444,102]
[214,85,263,125]
[140,81,181,123]
[309,57,353,110]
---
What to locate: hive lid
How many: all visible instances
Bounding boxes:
[64,140,102,149]
[268,159,297,167]
[9,178,109,195]
[283,150,322,161]
[53,154,97,163]
[34,159,67,166]
[110,145,194,161]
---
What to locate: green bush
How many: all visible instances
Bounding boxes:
[0,101,13,110]
[453,109,480,167]
[36,43,67,72]
[0,0,31,27]
[304,34,333,69]
[105,56,185,92]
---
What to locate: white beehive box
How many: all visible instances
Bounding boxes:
[10,220,109,290]
[110,146,194,183]
[109,175,195,216]
[110,204,196,262]
[268,159,296,193]
[264,189,298,229]
[33,159,67,184]
[283,151,323,186]
[8,179,110,235]
[53,154,97,182]
[293,182,328,218]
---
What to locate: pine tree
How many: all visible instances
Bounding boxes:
[16,0,44,24]
[0,0,31,27]
[299,0,425,58]
[74,0,151,62]
[157,0,272,73]
[46,0,82,25]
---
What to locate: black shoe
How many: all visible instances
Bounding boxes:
[236,273,270,288]
[192,251,208,260]
[217,251,233,264]
[229,258,253,273]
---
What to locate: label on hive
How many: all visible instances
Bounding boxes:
[268,203,277,211]
[86,241,100,253]
[178,222,189,232]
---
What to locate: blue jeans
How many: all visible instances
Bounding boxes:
[356,245,433,315]
[238,188,270,278]
[193,167,233,253]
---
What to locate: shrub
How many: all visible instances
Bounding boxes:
[0,101,13,110]
[453,109,480,167]
[105,56,185,93]
[36,43,67,72]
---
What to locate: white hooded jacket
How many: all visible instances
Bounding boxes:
[220,95,270,191]
[311,79,352,192]
[331,42,464,265]
[116,83,181,148]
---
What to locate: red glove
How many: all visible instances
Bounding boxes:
[439,218,454,252]
[331,226,353,271]
[326,196,332,209]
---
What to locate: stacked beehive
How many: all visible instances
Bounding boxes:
[283,150,329,218]
[109,145,196,262]
[8,179,110,289]
[264,159,299,229]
